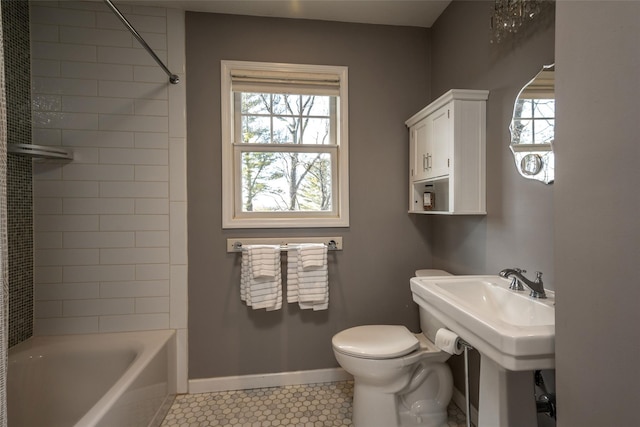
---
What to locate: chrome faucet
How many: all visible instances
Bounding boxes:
[499,268,526,291]
[499,268,547,299]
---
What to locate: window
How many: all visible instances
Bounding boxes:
[510,69,555,147]
[221,61,349,228]
[511,97,555,145]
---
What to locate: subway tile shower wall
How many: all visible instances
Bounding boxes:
[2,0,35,348]
[30,1,187,336]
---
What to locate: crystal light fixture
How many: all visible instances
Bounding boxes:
[491,0,546,43]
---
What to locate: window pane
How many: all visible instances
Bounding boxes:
[296,96,310,116]
[272,116,297,143]
[533,99,554,117]
[271,94,289,115]
[241,151,332,212]
[241,93,270,115]
[241,116,271,143]
[515,119,555,144]
[515,99,533,119]
[535,118,555,143]
[307,96,331,116]
[301,118,331,144]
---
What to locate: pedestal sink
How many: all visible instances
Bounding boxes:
[410,275,555,427]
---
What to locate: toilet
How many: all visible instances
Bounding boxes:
[332,270,454,427]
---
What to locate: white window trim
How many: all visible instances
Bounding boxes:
[221,60,349,229]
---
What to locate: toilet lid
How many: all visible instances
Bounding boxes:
[332,325,420,359]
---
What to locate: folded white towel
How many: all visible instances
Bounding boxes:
[250,245,279,278]
[286,245,300,303]
[241,245,282,311]
[299,244,326,270]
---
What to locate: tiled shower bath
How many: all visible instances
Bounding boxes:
[2,0,34,348]
[5,0,189,390]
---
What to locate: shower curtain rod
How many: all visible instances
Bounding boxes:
[103,0,179,84]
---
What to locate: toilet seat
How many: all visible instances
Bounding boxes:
[332,325,420,359]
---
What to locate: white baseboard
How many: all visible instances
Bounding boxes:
[452,387,479,427]
[188,368,353,394]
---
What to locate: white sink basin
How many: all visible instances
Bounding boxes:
[411,275,555,371]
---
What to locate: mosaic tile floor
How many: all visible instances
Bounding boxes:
[161,380,470,427]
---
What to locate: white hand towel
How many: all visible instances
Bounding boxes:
[241,245,282,311]
[250,271,282,311]
[296,244,329,310]
[298,271,328,303]
[250,245,279,278]
[240,247,250,303]
[299,244,326,270]
[286,245,300,303]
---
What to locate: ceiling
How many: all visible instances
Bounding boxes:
[137,0,452,28]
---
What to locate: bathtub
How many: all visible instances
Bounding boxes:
[8,330,176,427]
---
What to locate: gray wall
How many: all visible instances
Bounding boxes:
[428,0,555,287]
[555,2,640,426]
[186,13,436,379]
[426,1,555,412]
[183,4,640,424]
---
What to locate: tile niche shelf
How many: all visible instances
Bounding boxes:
[406,89,489,215]
[8,143,73,160]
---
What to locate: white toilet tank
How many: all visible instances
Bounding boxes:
[414,269,452,343]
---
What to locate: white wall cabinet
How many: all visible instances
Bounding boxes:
[406,89,489,215]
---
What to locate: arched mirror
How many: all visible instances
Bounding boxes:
[510,64,555,184]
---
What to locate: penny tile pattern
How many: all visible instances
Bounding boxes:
[161,380,471,427]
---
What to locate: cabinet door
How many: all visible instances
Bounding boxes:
[411,120,429,181]
[426,105,451,179]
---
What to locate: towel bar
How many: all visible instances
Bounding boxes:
[227,237,342,252]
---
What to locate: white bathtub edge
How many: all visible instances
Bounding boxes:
[76,329,175,427]
[188,368,353,394]
[148,393,177,427]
